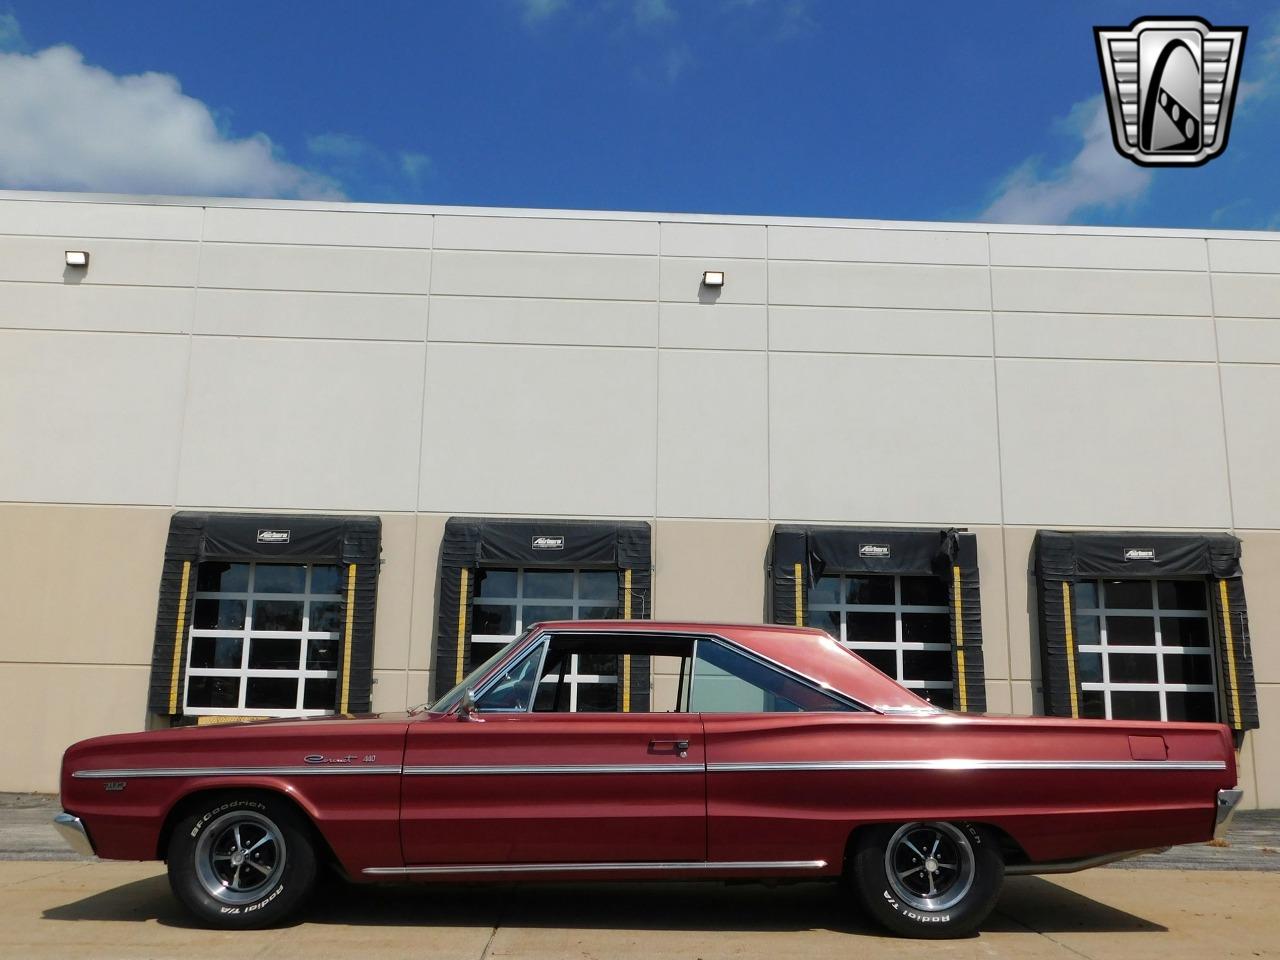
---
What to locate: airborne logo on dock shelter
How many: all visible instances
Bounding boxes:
[1094,17,1247,167]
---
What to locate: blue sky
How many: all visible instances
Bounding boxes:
[1,1,1278,228]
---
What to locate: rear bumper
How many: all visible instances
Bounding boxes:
[1214,788,1244,839]
[53,812,96,857]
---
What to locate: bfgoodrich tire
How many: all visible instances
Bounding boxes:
[166,795,317,928]
[850,821,1003,939]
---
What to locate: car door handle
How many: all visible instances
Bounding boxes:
[650,739,690,758]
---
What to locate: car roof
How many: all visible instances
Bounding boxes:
[528,620,934,712]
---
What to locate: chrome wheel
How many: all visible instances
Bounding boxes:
[884,821,975,912]
[193,810,287,905]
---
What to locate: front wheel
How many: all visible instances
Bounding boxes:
[166,795,317,928]
[850,821,1003,938]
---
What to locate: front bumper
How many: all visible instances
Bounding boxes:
[1214,787,1244,839]
[53,812,96,857]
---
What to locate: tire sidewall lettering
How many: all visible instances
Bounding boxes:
[187,800,267,839]
[881,889,952,924]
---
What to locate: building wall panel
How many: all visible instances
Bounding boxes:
[768,226,988,265]
[992,267,1211,316]
[418,343,657,516]
[0,235,198,287]
[0,198,203,241]
[660,257,765,305]
[1220,364,1280,529]
[769,260,991,310]
[990,233,1208,271]
[658,302,766,351]
[176,336,425,511]
[994,312,1217,361]
[429,295,656,347]
[0,329,187,505]
[199,242,431,295]
[1216,318,1280,364]
[195,288,428,341]
[432,250,656,301]
[435,215,656,255]
[0,281,194,334]
[769,305,990,356]
[1208,238,1280,273]
[996,359,1231,527]
[769,353,1002,523]
[657,350,768,519]
[1211,274,1280,319]
[660,222,766,259]
[202,206,433,248]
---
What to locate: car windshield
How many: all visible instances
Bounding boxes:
[419,629,533,714]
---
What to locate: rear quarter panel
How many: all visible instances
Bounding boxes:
[704,712,1235,866]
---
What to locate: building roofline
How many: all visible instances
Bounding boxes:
[1,187,1277,242]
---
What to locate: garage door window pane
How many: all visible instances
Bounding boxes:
[469,568,627,712]
[190,636,242,670]
[196,562,249,593]
[185,561,344,717]
[254,565,306,594]
[1075,578,1218,722]
[246,677,299,709]
[1104,580,1152,609]
[187,676,240,708]
[807,573,953,706]
[195,598,245,630]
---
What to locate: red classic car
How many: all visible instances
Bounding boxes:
[57,621,1241,938]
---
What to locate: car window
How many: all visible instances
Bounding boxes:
[475,640,546,712]
[690,640,856,713]
[519,633,695,713]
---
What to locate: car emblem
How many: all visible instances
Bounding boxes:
[1094,16,1246,166]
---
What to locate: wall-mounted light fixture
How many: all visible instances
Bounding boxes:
[65,250,90,268]
[702,270,725,287]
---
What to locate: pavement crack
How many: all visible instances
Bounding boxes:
[993,905,1098,960]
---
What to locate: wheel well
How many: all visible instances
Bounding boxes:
[156,787,341,872]
[843,821,1030,871]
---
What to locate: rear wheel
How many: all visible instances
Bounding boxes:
[166,795,316,928]
[850,821,1003,938]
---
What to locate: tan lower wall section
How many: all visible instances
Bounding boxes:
[652,519,771,621]
[0,503,170,666]
[1,504,1276,807]
[1,663,150,793]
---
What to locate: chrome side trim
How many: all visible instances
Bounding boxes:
[53,812,95,857]
[707,759,1228,773]
[72,765,403,779]
[1215,787,1244,838]
[404,764,699,776]
[363,859,828,877]
[1005,847,1168,876]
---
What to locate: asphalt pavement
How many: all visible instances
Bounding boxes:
[4,793,1279,959]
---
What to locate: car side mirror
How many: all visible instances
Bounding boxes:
[457,689,483,722]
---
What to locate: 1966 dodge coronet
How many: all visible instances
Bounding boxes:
[57,621,1242,938]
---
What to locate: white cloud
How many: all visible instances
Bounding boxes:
[399,152,432,183]
[0,11,24,51]
[0,44,342,199]
[518,0,568,22]
[980,97,1151,225]
[1237,17,1280,106]
[634,0,676,25]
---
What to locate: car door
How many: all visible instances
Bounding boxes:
[400,632,706,866]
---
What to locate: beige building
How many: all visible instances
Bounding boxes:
[0,189,1275,806]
